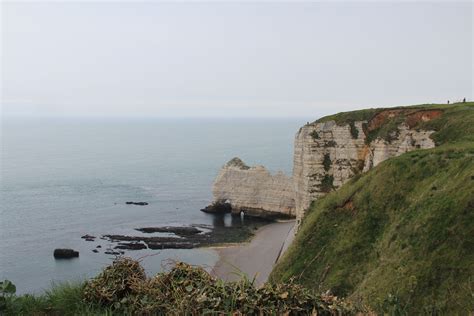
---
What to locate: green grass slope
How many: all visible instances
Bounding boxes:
[270,103,474,314]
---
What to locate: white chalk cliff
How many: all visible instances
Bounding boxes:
[211,158,295,219]
[208,109,441,222]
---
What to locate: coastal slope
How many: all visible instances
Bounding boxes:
[270,103,474,314]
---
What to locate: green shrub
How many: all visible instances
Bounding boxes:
[324,140,337,147]
[310,130,320,140]
[323,153,332,172]
[349,121,359,139]
[0,280,16,311]
[319,174,334,193]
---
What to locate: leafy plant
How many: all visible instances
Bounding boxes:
[0,280,16,310]
[323,153,332,172]
[310,130,320,140]
[319,174,334,193]
[349,121,359,139]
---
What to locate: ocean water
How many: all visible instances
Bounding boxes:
[0,117,304,294]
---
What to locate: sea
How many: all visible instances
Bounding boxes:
[0,117,305,294]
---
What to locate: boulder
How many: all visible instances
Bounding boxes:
[54,249,79,259]
[136,226,201,236]
[126,202,149,206]
[200,202,232,214]
[114,242,147,250]
[104,250,122,255]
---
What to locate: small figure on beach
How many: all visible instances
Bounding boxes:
[463,98,466,103]
[447,100,450,104]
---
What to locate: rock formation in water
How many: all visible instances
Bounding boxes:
[207,108,441,222]
[54,248,79,259]
[208,157,296,219]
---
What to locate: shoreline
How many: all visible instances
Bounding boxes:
[210,220,295,286]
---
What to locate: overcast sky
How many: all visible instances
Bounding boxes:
[1,1,472,118]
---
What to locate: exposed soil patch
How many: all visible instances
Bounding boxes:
[405,110,443,128]
[366,109,443,133]
[365,109,405,132]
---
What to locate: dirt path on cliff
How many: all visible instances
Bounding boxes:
[211,220,295,286]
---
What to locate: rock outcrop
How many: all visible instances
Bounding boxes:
[210,158,296,219]
[208,108,441,223]
[293,109,438,220]
[54,248,79,259]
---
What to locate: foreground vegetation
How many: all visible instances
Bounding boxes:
[271,103,474,314]
[2,258,358,315]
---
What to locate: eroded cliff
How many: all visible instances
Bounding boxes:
[209,157,296,219]
[294,108,439,219]
[207,107,442,221]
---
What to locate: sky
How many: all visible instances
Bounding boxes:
[1,1,472,118]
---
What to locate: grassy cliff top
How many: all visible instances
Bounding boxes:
[315,102,473,124]
[314,102,474,145]
[271,103,474,314]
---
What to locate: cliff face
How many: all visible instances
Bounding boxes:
[211,158,296,219]
[208,108,441,221]
[293,121,367,218]
[293,111,437,219]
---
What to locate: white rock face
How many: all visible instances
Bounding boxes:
[210,110,438,222]
[363,124,435,171]
[212,158,296,218]
[293,121,367,219]
[294,122,435,220]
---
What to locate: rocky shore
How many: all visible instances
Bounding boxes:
[201,201,294,220]
[82,216,273,252]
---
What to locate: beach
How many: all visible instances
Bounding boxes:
[212,220,295,285]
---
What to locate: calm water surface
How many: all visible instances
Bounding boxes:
[0,117,305,294]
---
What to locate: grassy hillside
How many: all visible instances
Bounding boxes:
[270,103,474,314]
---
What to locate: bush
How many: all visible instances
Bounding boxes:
[310,130,320,140]
[349,121,359,139]
[83,258,356,315]
[0,280,16,311]
[83,256,145,306]
[320,175,334,193]
[323,153,332,172]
